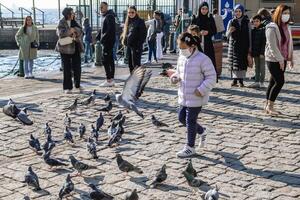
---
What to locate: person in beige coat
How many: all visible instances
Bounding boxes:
[15,16,39,79]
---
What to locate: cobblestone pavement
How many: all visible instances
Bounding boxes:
[0,50,299,200]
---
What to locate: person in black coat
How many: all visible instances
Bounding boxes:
[192,2,217,78]
[121,6,147,73]
[97,2,116,87]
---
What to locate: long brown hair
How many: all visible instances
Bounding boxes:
[272,5,291,43]
[121,6,139,46]
[23,16,33,34]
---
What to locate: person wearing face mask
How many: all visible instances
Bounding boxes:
[169,32,216,158]
[226,4,252,87]
[264,5,294,116]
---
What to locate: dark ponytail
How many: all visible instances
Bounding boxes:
[178,32,203,51]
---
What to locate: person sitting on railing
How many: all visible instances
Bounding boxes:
[15,16,39,79]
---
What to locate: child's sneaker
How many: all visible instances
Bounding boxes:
[199,128,209,148]
[176,145,196,158]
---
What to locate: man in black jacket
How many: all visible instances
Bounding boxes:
[97,2,116,87]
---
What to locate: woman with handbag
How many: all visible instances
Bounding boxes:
[55,7,84,94]
[15,16,39,79]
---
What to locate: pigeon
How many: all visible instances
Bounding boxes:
[184,159,197,177]
[24,166,41,191]
[69,155,97,176]
[150,164,167,188]
[125,189,138,200]
[112,110,123,122]
[108,122,124,147]
[42,134,56,153]
[59,174,74,200]
[115,66,152,119]
[78,123,86,139]
[88,183,113,200]
[63,98,78,111]
[64,113,71,127]
[96,112,104,131]
[3,99,20,118]
[151,115,169,127]
[204,185,219,200]
[116,154,143,174]
[43,151,68,169]
[98,101,112,113]
[81,89,96,105]
[44,122,52,136]
[90,125,99,142]
[118,115,126,126]
[17,107,33,125]
[103,94,110,102]
[182,171,203,187]
[87,138,98,159]
[107,120,119,137]
[64,127,74,144]
[29,134,41,153]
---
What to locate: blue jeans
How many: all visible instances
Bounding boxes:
[147,39,157,62]
[24,59,33,76]
[113,35,120,61]
[173,32,179,51]
[84,41,93,62]
[178,106,204,147]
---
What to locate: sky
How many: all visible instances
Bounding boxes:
[0,0,79,9]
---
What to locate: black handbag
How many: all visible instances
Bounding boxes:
[31,41,39,48]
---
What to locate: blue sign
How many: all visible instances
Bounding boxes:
[219,0,234,30]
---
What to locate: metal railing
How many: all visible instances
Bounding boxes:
[32,7,45,27]
[0,3,15,28]
[19,7,32,21]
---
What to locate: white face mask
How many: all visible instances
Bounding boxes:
[179,48,192,58]
[281,14,290,23]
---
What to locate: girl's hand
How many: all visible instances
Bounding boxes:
[289,60,294,69]
[229,26,236,33]
[279,61,285,71]
[171,76,181,84]
[201,30,209,36]
[194,89,203,97]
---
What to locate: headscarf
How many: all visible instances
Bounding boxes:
[195,2,210,30]
[234,4,245,15]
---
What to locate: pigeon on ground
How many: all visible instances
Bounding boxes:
[88,183,113,200]
[96,112,104,131]
[59,174,74,200]
[64,113,71,127]
[116,154,143,174]
[69,155,97,176]
[107,120,119,137]
[29,134,41,153]
[150,164,167,188]
[98,101,112,113]
[103,94,110,102]
[182,171,203,187]
[24,166,41,191]
[44,122,52,136]
[63,98,78,111]
[90,125,99,142]
[125,189,138,200]
[112,111,123,122]
[42,134,55,153]
[17,107,33,125]
[87,138,98,159]
[81,89,96,106]
[3,99,20,118]
[151,115,169,127]
[118,115,126,126]
[115,66,152,119]
[64,127,74,144]
[184,159,197,177]
[78,123,86,139]
[204,185,219,200]
[43,151,68,169]
[108,122,124,147]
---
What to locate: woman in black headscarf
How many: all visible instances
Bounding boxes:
[192,2,217,76]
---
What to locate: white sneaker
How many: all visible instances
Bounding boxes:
[260,82,266,88]
[64,89,72,94]
[99,80,115,87]
[248,82,260,88]
[73,87,83,94]
[176,145,196,158]
[143,60,151,65]
[199,128,209,148]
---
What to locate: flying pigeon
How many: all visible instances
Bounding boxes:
[96,112,104,131]
[78,123,86,139]
[64,113,71,127]
[69,155,97,176]
[63,98,78,111]
[204,185,219,200]
[29,134,41,153]
[98,101,112,113]
[43,151,68,169]
[125,189,139,200]
[24,166,41,191]
[103,94,111,102]
[87,138,98,159]
[116,154,143,174]
[64,127,74,144]
[81,89,96,106]
[59,174,74,200]
[182,171,203,187]
[90,125,99,142]
[44,122,52,136]
[115,66,152,119]
[151,115,169,127]
[88,183,113,200]
[184,159,197,177]
[150,164,167,188]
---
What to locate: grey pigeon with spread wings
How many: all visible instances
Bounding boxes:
[115,66,152,119]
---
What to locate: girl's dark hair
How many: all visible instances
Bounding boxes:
[178,32,199,47]
[128,5,137,11]
[62,7,73,20]
[23,16,33,34]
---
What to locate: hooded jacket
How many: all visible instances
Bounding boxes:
[97,9,116,47]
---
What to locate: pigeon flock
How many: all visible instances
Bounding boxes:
[3,66,220,199]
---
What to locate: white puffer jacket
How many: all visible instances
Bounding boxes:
[171,50,216,107]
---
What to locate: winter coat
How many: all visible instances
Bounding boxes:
[83,25,92,43]
[96,9,116,47]
[55,18,84,55]
[251,25,266,57]
[226,16,251,71]
[265,22,293,63]
[15,25,39,60]
[125,16,147,49]
[171,50,216,107]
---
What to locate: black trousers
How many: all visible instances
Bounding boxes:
[127,46,142,73]
[266,61,286,102]
[102,45,115,79]
[61,49,81,90]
